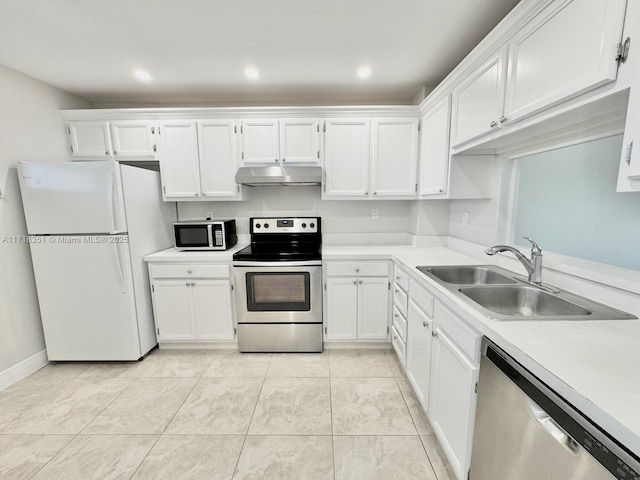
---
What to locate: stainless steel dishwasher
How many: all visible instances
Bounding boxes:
[470,338,640,480]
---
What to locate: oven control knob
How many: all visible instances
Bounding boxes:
[264,223,269,229]
[310,223,315,228]
[255,223,261,229]
[302,223,307,228]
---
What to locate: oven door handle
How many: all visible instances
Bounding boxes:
[233,261,322,267]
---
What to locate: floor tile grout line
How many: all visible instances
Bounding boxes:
[230,375,267,479]
[25,432,77,480]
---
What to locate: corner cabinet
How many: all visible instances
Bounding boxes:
[158,120,246,201]
[419,95,451,196]
[324,261,391,343]
[148,263,236,347]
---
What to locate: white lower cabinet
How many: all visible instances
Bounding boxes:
[149,263,236,346]
[324,261,390,343]
[429,306,480,480]
[405,300,433,408]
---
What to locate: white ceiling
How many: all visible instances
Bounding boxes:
[0,0,519,106]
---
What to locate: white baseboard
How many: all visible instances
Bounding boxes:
[0,350,49,392]
[324,342,392,350]
[158,341,238,350]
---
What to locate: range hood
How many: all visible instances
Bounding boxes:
[235,166,322,186]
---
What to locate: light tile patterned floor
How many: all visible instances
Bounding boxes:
[0,348,456,480]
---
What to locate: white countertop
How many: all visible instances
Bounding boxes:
[324,244,640,458]
[144,243,248,263]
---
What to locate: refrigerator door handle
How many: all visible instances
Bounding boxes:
[107,172,117,234]
[112,240,127,294]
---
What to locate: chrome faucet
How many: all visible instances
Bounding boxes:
[485,237,543,285]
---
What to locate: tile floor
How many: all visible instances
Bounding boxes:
[0,348,457,480]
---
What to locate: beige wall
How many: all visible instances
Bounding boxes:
[0,64,91,372]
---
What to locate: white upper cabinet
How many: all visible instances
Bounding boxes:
[280,119,320,164]
[67,121,113,160]
[504,0,627,125]
[110,121,157,160]
[198,120,242,199]
[241,119,280,164]
[419,96,451,196]
[451,47,508,148]
[158,121,201,199]
[323,119,371,197]
[371,118,419,197]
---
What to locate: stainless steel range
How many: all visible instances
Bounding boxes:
[233,217,322,352]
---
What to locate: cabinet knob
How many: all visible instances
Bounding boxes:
[365,191,369,195]
[186,282,190,286]
[499,116,507,124]
[359,280,363,284]
[439,188,444,193]
[432,330,438,338]
[395,276,400,280]
[187,269,193,274]
[282,158,286,162]
[194,193,199,197]
[114,150,118,155]
[355,268,360,272]
[105,151,109,156]
[423,321,428,328]
[489,120,497,128]
[191,282,195,286]
[353,280,357,285]
[275,159,279,163]
[394,313,399,318]
[395,288,399,293]
[373,192,377,195]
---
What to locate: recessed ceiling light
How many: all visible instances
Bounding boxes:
[134,70,151,82]
[245,68,259,80]
[357,67,372,79]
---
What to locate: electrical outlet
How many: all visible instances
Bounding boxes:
[372,208,379,220]
[206,211,214,220]
[462,211,469,226]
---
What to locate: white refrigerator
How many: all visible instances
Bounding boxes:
[18,161,176,361]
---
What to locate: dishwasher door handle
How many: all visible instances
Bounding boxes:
[527,398,580,454]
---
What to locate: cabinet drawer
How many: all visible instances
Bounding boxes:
[393,284,408,317]
[326,261,389,277]
[392,305,407,343]
[409,279,435,317]
[149,263,230,279]
[391,326,406,367]
[435,302,481,363]
[393,264,409,292]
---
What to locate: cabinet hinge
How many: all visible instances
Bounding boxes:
[475,382,478,394]
[616,37,631,65]
[387,326,390,334]
[157,328,160,335]
[237,184,240,193]
[323,121,326,133]
[388,282,391,290]
[151,284,155,292]
[151,126,155,134]
[415,183,418,192]
[67,126,71,135]
[418,120,421,132]
[234,327,237,335]
[70,144,74,153]
[163,186,166,194]
[241,152,244,160]
[241,125,243,134]
[231,284,234,291]
[626,141,634,165]
[317,150,320,159]
[323,183,326,192]
[324,326,328,334]
[317,123,320,133]
[234,125,237,134]
[153,144,157,152]
[158,126,161,135]
[468,470,471,480]
[324,282,327,291]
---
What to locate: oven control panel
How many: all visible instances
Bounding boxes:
[251,217,319,233]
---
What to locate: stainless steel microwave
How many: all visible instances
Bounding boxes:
[173,220,237,251]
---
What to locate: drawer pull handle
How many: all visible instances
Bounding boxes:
[423,321,428,328]
[395,289,399,293]
[432,331,438,338]
[395,276,400,280]
[394,313,399,318]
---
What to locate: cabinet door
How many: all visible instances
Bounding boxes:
[504,0,627,124]
[371,118,419,197]
[110,121,156,160]
[198,120,241,199]
[192,280,235,341]
[158,121,201,199]
[152,280,197,341]
[429,328,479,480]
[241,119,280,164]
[357,277,389,340]
[419,96,451,196]
[325,277,358,340]
[406,301,433,408]
[68,122,112,160]
[323,119,370,197]
[451,48,507,148]
[280,118,319,164]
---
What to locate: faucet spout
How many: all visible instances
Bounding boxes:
[485,237,543,284]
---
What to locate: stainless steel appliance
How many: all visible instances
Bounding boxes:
[174,219,237,251]
[470,338,640,480]
[233,217,322,352]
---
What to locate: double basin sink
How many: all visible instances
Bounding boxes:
[417,265,636,321]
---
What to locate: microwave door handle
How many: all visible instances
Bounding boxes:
[207,224,214,248]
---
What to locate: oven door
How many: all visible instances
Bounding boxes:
[234,264,322,324]
[174,224,212,250]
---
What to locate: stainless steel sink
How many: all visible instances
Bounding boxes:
[417,265,516,285]
[458,285,591,317]
[416,264,636,321]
